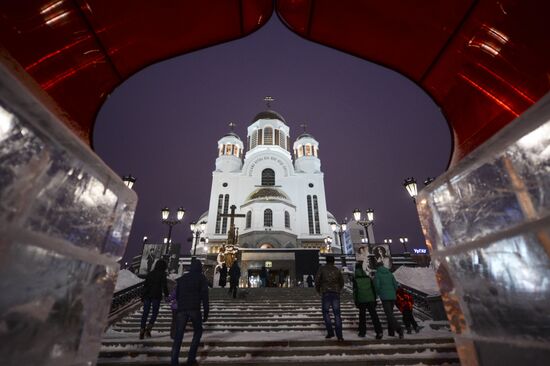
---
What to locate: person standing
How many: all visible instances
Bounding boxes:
[306,274,314,288]
[171,259,209,366]
[228,260,241,299]
[353,262,383,339]
[219,262,228,288]
[259,266,268,288]
[315,255,345,341]
[140,259,169,339]
[396,287,421,334]
[278,271,286,288]
[374,263,404,338]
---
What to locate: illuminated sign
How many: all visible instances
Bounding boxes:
[413,248,427,254]
[265,261,272,268]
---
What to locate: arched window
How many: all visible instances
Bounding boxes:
[274,129,280,145]
[264,209,273,227]
[284,211,290,228]
[261,168,275,186]
[264,127,273,145]
[251,130,257,149]
[246,211,252,229]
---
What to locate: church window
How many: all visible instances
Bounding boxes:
[248,136,251,150]
[246,211,252,229]
[297,145,303,158]
[222,182,228,187]
[233,146,239,156]
[264,209,273,227]
[251,131,257,149]
[264,127,273,145]
[314,146,318,157]
[285,211,290,228]
[274,129,280,146]
[279,131,285,149]
[308,183,314,188]
[313,195,321,234]
[286,136,290,151]
[219,145,224,156]
[257,129,263,145]
[215,194,223,233]
[307,195,314,234]
[261,168,275,186]
[305,144,312,156]
[221,194,230,234]
[225,144,232,155]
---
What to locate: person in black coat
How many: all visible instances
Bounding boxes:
[140,259,169,339]
[219,262,228,288]
[228,261,241,299]
[259,266,268,287]
[171,259,209,366]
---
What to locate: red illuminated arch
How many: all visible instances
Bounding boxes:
[1,0,549,166]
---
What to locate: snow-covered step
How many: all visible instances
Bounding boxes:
[101,288,456,365]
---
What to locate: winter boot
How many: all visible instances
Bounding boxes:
[145,325,153,338]
[139,328,145,340]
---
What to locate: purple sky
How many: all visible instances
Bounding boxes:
[93,17,451,263]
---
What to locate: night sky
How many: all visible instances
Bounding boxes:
[93,16,451,264]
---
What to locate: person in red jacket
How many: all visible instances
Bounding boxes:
[395,287,420,334]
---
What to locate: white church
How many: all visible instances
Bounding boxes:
[192,106,343,286]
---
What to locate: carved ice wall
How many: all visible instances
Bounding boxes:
[0,62,137,365]
[417,93,550,365]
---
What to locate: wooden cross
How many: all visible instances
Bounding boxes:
[264,96,274,108]
[220,205,245,245]
[220,205,245,227]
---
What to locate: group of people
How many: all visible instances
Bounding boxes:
[315,256,420,340]
[139,256,420,365]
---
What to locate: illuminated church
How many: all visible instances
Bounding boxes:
[192,104,342,285]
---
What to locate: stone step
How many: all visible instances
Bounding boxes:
[98,338,458,366]
[111,326,401,333]
[99,342,456,358]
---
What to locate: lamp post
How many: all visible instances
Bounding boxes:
[122,174,136,189]
[403,177,418,202]
[353,208,375,253]
[399,237,409,253]
[324,236,332,253]
[161,207,185,250]
[330,221,348,266]
[424,177,435,186]
[190,221,206,257]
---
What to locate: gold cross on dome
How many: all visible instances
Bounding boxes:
[300,123,307,133]
[264,96,275,108]
[228,122,236,131]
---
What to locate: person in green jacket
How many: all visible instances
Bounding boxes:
[353,263,383,338]
[374,263,404,338]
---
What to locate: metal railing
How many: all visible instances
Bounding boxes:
[108,282,144,325]
[398,283,447,321]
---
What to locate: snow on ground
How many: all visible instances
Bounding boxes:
[104,320,453,342]
[393,266,440,296]
[115,269,143,291]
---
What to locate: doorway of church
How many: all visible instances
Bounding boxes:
[247,268,291,288]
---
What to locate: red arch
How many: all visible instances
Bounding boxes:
[1,0,549,166]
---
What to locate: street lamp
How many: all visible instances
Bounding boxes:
[399,237,409,253]
[330,221,348,266]
[353,208,375,252]
[161,206,185,249]
[191,221,206,257]
[383,238,392,244]
[403,177,418,202]
[324,236,332,253]
[122,174,136,189]
[424,177,435,186]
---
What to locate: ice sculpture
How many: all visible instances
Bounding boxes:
[0,62,137,365]
[417,93,550,365]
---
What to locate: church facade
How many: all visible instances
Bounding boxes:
[193,108,342,286]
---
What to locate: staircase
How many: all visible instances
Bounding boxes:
[99,288,459,365]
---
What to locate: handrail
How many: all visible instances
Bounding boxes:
[109,282,144,314]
